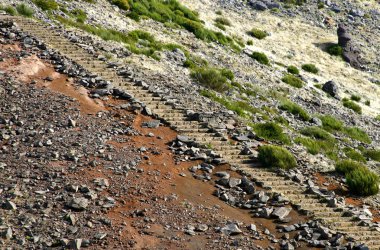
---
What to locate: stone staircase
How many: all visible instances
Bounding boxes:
[2,16,380,249]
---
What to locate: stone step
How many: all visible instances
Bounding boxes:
[177,128,210,133]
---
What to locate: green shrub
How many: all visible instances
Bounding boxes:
[376,115,380,121]
[279,99,310,121]
[346,168,379,196]
[343,147,366,163]
[302,64,319,74]
[317,1,325,9]
[365,100,370,106]
[0,5,17,15]
[16,4,34,17]
[214,22,226,31]
[336,160,366,174]
[327,44,343,57]
[200,90,259,118]
[253,122,290,144]
[294,137,335,155]
[363,149,380,161]
[319,115,343,132]
[281,74,304,88]
[248,28,267,40]
[258,145,297,169]
[71,9,87,23]
[301,126,333,141]
[108,0,130,10]
[343,100,362,114]
[215,17,231,26]
[191,68,230,92]
[33,0,58,11]
[343,127,371,144]
[247,40,253,45]
[126,0,240,50]
[250,51,269,65]
[287,65,299,75]
[350,95,361,102]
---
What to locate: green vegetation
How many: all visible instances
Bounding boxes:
[0,5,17,16]
[336,160,379,196]
[282,0,307,5]
[365,100,370,106]
[336,160,366,174]
[56,16,194,60]
[33,0,58,11]
[363,149,380,162]
[343,147,366,163]
[248,28,267,40]
[279,99,310,121]
[346,168,379,196]
[301,126,333,141]
[343,126,371,144]
[302,64,319,74]
[319,115,343,132]
[253,122,290,144]
[327,44,343,57]
[71,9,87,23]
[200,90,260,118]
[247,40,253,45]
[287,65,299,75]
[0,4,34,17]
[126,0,241,51]
[342,99,362,114]
[376,115,380,121]
[350,95,361,102]
[258,145,297,170]
[191,68,232,92]
[281,74,304,88]
[108,0,130,10]
[16,4,34,17]
[250,52,269,65]
[215,17,231,26]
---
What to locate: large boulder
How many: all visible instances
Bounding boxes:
[322,80,339,97]
[337,24,362,69]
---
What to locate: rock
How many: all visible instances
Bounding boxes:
[311,117,323,126]
[282,242,295,250]
[250,1,268,11]
[68,117,76,127]
[272,207,292,219]
[337,24,362,68]
[66,197,89,211]
[228,177,242,188]
[322,80,339,97]
[70,239,82,250]
[196,224,208,232]
[215,171,230,178]
[177,135,192,143]
[141,120,160,128]
[247,224,257,231]
[221,223,242,235]
[3,200,17,210]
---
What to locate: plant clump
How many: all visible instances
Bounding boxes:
[253,122,290,144]
[250,51,269,65]
[336,160,379,196]
[248,28,267,40]
[342,99,362,114]
[33,0,58,11]
[327,44,343,57]
[191,68,233,92]
[279,99,310,121]
[319,115,343,132]
[302,64,319,74]
[287,65,299,75]
[258,145,297,169]
[281,74,304,88]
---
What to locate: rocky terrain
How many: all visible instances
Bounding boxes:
[0,0,379,249]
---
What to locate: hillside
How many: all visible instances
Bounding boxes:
[0,0,380,249]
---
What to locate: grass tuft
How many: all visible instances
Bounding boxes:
[343,99,362,114]
[302,64,319,74]
[343,127,371,144]
[191,68,231,92]
[319,115,343,132]
[248,28,267,40]
[258,145,297,169]
[287,65,299,75]
[281,74,304,88]
[253,122,290,144]
[250,51,269,65]
[279,99,310,121]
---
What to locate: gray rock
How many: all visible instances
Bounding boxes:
[141,120,160,128]
[66,197,89,211]
[228,177,242,188]
[322,80,339,97]
[3,200,17,210]
[272,207,292,219]
[221,223,242,235]
[311,117,323,126]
